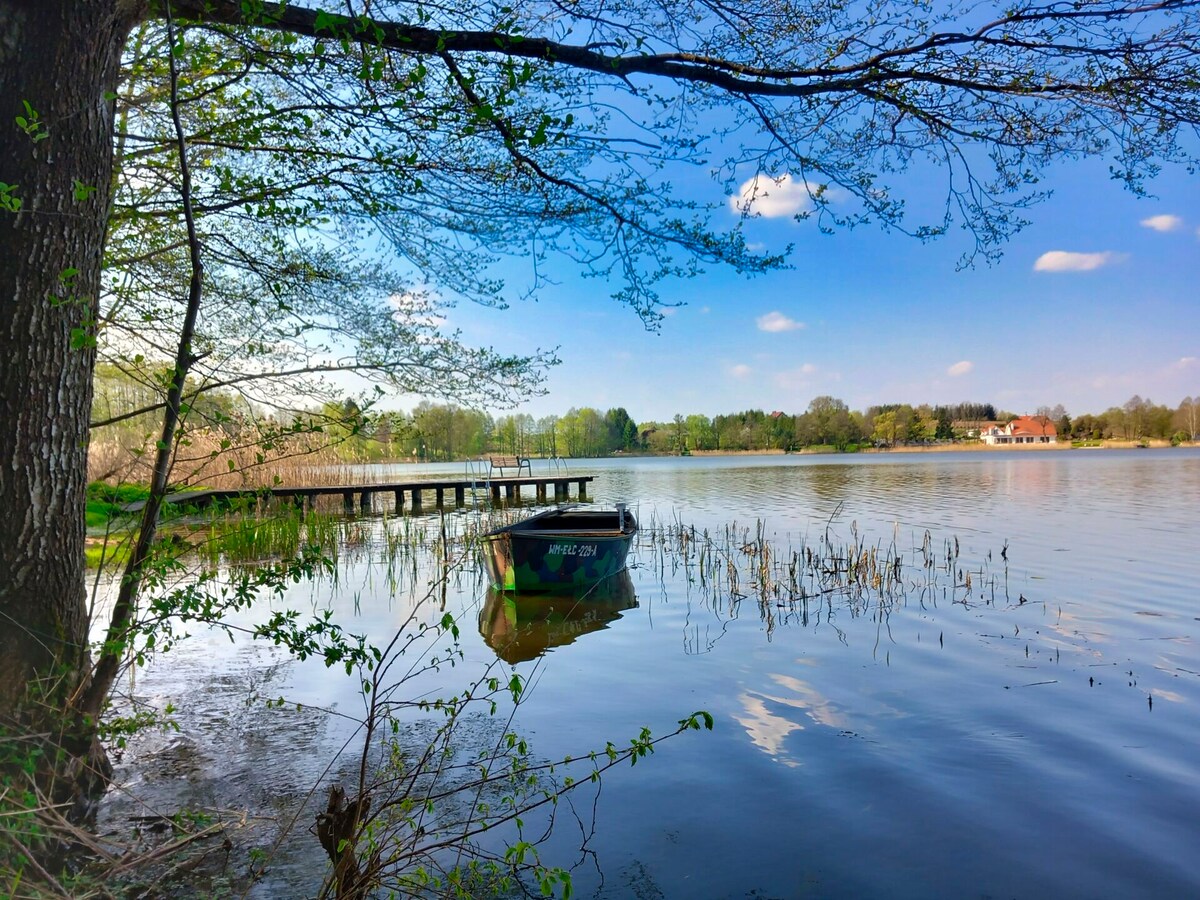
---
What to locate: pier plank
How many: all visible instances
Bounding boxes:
[120,475,595,514]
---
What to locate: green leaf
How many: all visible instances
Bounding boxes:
[72,180,98,202]
[0,182,21,213]
[70,327,97,350]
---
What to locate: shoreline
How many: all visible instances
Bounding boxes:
[686,439,1175,457]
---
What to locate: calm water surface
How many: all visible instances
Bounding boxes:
[103,450,1200,898]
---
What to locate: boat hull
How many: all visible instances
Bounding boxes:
[480,508,637,592]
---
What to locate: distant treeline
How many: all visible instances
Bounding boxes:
[90,364,1198,462]
[636,396,1196,454]
[316,395,1199,459]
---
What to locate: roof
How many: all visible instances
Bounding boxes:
[1008,415,1057,437]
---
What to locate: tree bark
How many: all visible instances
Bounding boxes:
[316,785,371,899]
[0,0,135,815]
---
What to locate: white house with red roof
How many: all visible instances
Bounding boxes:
[980,415,1058,446]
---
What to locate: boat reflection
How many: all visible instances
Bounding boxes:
[478,570,638,663]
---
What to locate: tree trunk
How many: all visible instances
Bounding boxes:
[316,785,371,899]
[0,0,135,818]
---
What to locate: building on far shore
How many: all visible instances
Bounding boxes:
[980,415,1058,446]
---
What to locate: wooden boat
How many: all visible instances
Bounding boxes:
[479,504,637,592]
[478,570,637,662]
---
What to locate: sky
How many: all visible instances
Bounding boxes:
[406,155,1200,426]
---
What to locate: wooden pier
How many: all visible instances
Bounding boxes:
[126,475,594,515]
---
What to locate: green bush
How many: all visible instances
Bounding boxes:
[86,482,149,528]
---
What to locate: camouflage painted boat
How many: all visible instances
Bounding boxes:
[478,570,638,662]
[480,505,637,592]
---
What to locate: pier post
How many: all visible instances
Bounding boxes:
[210,475,594,517]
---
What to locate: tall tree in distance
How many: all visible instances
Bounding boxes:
[1178,396,1199,441]
[4,0,1200,823]
[605,407,639,452]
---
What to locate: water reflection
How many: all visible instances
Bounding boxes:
[735,672,867,768]
[478,570,637,663]
[109,451,1200,898]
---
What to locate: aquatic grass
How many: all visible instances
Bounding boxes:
[86,482,147,529]
[637,512,1013,641]
[85,536,133,570]
[69,484,690,897]
[190,506,376,572]
[85,499,1020,897]
[198,508,304,566]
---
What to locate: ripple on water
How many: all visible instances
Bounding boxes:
[101,450,1200,897]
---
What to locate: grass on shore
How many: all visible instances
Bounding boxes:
[86,482,149,529]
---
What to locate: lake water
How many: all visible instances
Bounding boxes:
[100,449,1200,898]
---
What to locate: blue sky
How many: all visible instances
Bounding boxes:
[433,154,1198,425]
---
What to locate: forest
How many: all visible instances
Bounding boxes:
[91,366,1199,470]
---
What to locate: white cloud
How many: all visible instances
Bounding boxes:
[1140,214,1183,233]
[1086,356,1200,401]
[730,173,830,218]
[786,363,817,377]
[1033,251,1124,272]
[947,360,974,377]
[774,363,818,389]
[730,364,752,378]
[756,311,805,333]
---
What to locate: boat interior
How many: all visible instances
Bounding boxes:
[514,509,635,532]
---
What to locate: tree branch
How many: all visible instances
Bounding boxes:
[165,0,1200,112]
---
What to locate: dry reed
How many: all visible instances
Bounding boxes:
[89,426,394,490]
